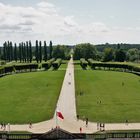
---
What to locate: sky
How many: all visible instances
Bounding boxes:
[0,0,140,45]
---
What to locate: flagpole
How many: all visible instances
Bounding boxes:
[56,109,58,128]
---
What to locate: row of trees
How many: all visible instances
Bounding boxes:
[0,41,70,63]
[73,43,140,62]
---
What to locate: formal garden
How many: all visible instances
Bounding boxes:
[74,43,140,123]
[0,41,69,124]
[75,66,140,123]
[0,41,140,124]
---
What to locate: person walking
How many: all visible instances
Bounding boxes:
[86,118,88,127]
[80,127,82,133]
[29,123,32,128]
[77,114,79,121]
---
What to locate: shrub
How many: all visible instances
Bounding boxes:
[4,66,14,74]
[14,63,38,72]
[52,58,62,69]
[0,67,4,76]
[80,58,88,68]
[42,58,55,70]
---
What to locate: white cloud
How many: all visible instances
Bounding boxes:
[0,1,140,45]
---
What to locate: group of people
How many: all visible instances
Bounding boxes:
[1,123,7,130]
[77,115,89,133]
[97,123,105,131]
[0,122,32,131]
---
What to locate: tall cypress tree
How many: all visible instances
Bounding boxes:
[7,41,10,62]
[26,41,29,62]
[39,41,42,63]
[21,42,24,62]
[49,41,53,59]
[14,43,17,62]
[19,43,22,63]
[29,41,32,63]
[3,42,7,61]
[44,41,47,62]
[0,48,1,61]
[24,43,27,62]
[35,40,39,63]
[9,41,13,61]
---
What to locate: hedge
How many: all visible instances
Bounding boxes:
[87,58,140,73]
[52,58,62,69]
[14,63,38,72]
[4,65,14,74]
[80,58,88,68]
[42,58,55,70]
[0,67,4,76]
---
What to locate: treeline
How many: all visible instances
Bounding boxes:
[74,43,140,62]
[0,41,70,64]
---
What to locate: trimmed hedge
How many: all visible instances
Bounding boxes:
[87,58,140,73]
[80,58,88,68]
[4,66,14,73]
[42,58,55,70]
[14,63,38,72]
[0,67,4,76]
[0,61,6,65]
[52,58,62,69]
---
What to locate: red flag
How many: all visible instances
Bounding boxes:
[56,110,64,119]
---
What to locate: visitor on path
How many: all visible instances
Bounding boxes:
[99,123,105,131]
[125,120,128,125]
[77,114,79,121]
[1,123,3,129]
[80,127,82,133]
[68,82,71,85]
[29,123,32,128]
[86,118,88,127]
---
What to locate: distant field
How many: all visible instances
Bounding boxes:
[75,69,140,123]
[0,70,65,124]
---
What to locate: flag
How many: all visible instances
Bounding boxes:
[56,110,64,119]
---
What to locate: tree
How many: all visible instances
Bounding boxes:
[103,48,114,62]
[52,45,65,59]
[49,41,53,59]
[9,41,13,61]
[3,42,7,61]
[7,41,10,62]
[74,43,97,60]
[23,43,26,62]
[126,48,139,62]
[26,41,29,62]
[29,41,32,63]
[39,41,42,63]
[44,41,48,62]
[14,43,18,62]
[115,49,126,62]
[35,40,39,63]
[21,42,24,62]
[19,43,22,62]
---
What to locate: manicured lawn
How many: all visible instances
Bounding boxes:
[0,70,65,124]
[75,69,140,123]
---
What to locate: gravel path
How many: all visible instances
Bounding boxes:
[2,57,140,134]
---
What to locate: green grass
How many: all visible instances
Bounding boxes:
[75,69,140,123]
[0,70,65,124]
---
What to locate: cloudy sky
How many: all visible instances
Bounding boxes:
[0,0,140,45]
